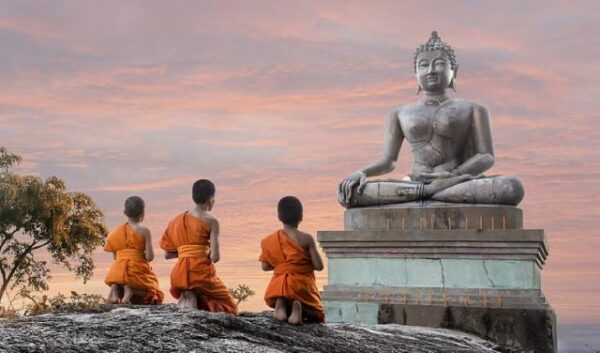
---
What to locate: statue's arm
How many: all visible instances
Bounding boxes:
[361,109,403,177]
[453,104,495,176]
[339,109,403,205]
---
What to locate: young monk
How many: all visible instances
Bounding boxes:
[104,196,164,304]
[259,196,325,325]
[159,179,238,314]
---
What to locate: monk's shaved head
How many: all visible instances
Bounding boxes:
[192,179,215,204]
[124,196,145,219]
[278,196,303,227]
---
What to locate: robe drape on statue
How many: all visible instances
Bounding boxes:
[159,212,237,315]
[259,230,325,323]
[104,223,164,304]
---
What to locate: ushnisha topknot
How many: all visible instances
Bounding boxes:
[413,31,458,72]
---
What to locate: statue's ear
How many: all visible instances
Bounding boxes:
[449,65,459,92]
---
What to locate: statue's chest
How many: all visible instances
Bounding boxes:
[400,103,466,143]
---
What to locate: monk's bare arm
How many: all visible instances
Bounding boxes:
[209,218,220,263]
[307,236,324,271]
[164,251,178,259]
[261,262,274,271]
[141,227,155,262]
[453,104,495,176]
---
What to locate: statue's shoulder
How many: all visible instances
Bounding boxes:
[451,98,489,116]
[392,103,416,116]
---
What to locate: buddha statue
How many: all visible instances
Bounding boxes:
[338,31,524,208]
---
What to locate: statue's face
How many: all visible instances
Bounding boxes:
[416,50,454,93]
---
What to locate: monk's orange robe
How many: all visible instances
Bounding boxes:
[259,230,325,323]
[159,212,237,315]
[103,223,164,304]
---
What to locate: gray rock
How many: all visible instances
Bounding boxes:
[0,304,505,353]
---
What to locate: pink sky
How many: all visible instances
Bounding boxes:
[1,1,599,326]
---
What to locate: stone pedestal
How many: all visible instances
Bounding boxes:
[317,202,557,353]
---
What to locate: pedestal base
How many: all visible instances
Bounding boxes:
[317,203,557,353]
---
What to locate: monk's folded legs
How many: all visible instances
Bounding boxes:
[108,284,123,304]
[122,285,146,304]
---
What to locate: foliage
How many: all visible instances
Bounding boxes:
[0,147,22,173]
[228,284,255,306]
[1,288,106,317]
[0,147,107,302]
[0,289,18,319]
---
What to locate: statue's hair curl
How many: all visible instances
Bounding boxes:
[413,31,458,72]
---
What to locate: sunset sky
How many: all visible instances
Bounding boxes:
[1,0,599,345]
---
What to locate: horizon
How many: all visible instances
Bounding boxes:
[1,1,599,351]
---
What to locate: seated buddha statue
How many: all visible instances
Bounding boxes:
[338,31,524,208]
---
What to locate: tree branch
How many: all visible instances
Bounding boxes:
[3,240,38,289]
[31,241,50,251]
[0,228,20,253]
[0,260,6,282]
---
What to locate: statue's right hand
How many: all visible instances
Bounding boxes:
[338,171,367,206]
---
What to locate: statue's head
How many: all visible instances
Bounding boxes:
[414,31,458,93]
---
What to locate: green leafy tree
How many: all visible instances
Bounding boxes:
[0,147,107,302]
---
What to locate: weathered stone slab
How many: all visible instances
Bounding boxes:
[318,229,548,267]
[322,286,549,309]
[326,258,541,289]
[324,301,556,353]
[344,202,523,231]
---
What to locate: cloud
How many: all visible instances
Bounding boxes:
[1,0,599,323]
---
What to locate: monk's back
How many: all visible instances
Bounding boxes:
[282,228,311,253]
[105,223,145,251]
[163,212,211,247]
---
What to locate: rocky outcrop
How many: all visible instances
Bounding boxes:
[0,305,505,353]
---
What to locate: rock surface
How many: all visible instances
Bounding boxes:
[0,305,506,353]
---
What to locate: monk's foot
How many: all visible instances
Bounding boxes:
[122,286,134,304]
[107,285,122,304]
[287,301,303,326]
[273,298,287,321]
[178,291,197,309]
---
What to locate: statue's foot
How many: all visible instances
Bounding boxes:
[423,174,473,198]
[287,301,303,326]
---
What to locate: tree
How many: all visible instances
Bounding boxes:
[228,284,255,306]
[0,147,107,302]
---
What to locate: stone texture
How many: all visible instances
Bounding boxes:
[0,305,506,353]
[326,258,540,289]
[318,204,556,352]
[344,202,523,231]
[379,305,557,353]
[318,229,548,266]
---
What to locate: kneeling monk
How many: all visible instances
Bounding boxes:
[104,196,164,304]
[160,179,237,314]
[260,196,325,325]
